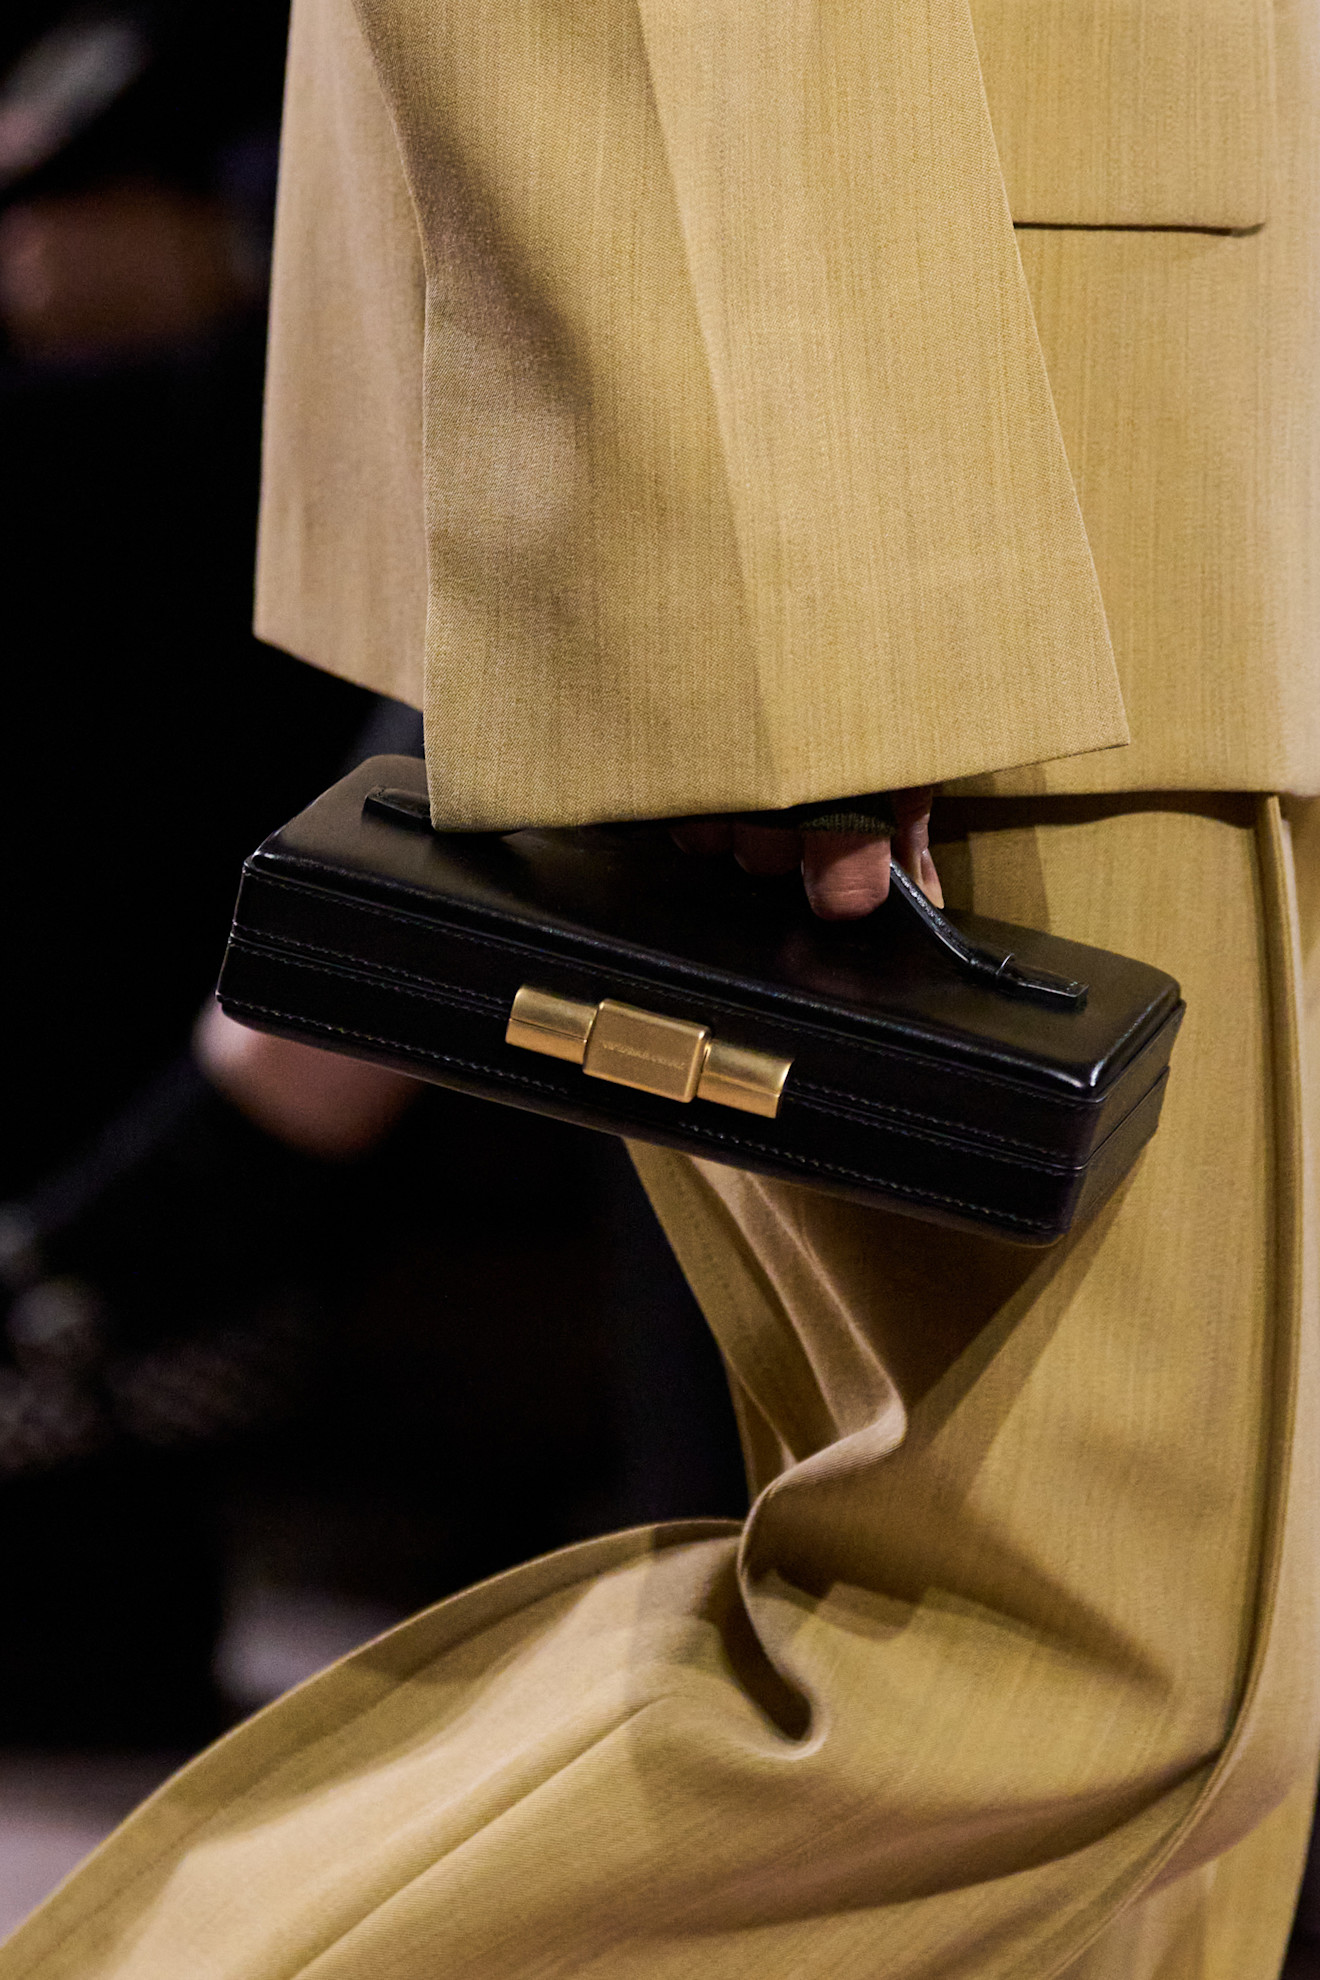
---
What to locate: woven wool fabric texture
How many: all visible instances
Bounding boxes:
[256,0,1128,830]
[956,0,1320,798]
[970,0,1274,228]
[254,0,1320,825]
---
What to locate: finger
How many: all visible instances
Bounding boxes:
[670,819,734,855]
[890,785,936,828]
[889,788,944,908]
[732,823,802,875]
[802,831,892,919]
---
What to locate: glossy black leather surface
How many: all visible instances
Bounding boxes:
[217,758,1184,1243]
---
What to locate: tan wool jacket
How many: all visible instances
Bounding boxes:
[255,0,1320,828]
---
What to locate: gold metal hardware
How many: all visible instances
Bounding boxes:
[698,1037,792,1119]
[585,1001,710,1103]
[505,985,598,1063]
[505,986,792,1118]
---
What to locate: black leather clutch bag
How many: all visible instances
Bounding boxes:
[217,756,1183,1245]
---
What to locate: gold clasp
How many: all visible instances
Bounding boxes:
[505,986,791,1118]
[584,1001,710,1103]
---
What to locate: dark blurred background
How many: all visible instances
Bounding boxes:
[0,0,747,1927]
[0,0,367,1181]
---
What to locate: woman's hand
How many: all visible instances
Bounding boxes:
[671,787,942,921]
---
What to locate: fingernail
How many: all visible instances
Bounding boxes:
[920,849,944,908]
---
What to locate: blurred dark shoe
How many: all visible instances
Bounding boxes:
[0,1051,401,1747]
[0,1055,371,1474]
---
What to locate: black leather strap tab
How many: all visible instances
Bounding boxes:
[887,862,1087,1010]
[364,786,434,831]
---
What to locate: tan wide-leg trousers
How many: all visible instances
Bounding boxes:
[4,797,1317,1979]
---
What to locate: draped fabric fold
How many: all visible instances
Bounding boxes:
[627,0,1127,812]
[259,0,1127,831]
[3,801,1313,1979]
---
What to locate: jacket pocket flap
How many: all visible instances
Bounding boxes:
[972,0,1273,229]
